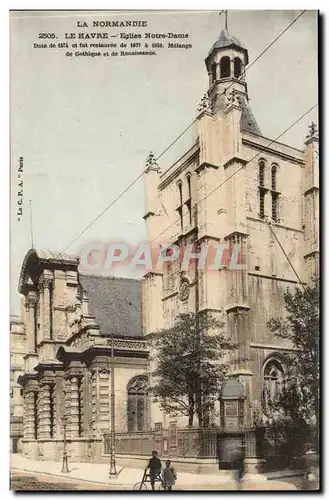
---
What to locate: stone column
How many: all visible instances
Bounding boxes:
[91,368,98,434]
[90,357,110,436]
[83,369,91,435]
[54,370,65,438]
[40,275,54,341]
[79,371,85,436]
[70,376,80,437]
[25,291,38,353]
[38,382,52,439]
[98,368,110,433]
[64,377,72,437]
[38,282,44,344]
[24,389,37,440]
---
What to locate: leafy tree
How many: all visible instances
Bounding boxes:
[148,312,237,428]
[267,278,319,440]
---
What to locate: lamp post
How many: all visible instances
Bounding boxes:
[61,415,69,473]
[109,334,117,476]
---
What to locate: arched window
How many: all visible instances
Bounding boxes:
[234,57,242,78]
[211,62,217,83]
[186,174,192,225]
[271,165,279,221]
[177,181,183,231]
[271,165,277,191]
[262,359,284,408]
[258,161,266,219]
[187,175,191,199]
[259,161,265,187]
[127,376,148,432]
[178,182,183,205]
[220,56,231,78]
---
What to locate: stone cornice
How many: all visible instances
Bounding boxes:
[34,361,64,374]
[250,342,297,352]
[198,307,222,314]
[224,230,249,241]
[304,250,319,259]
[143,271,163,279]
[195,161,219,173]
[196,234,222,244]
[242,138,304,165]
[17,372,38,388]
[246,216,304,234]
[304,186,319,196]
[143,211,156,220]
[248,272,305,285]
[223,156,248,170]
[159,145,199,190]
[225,304,251,314]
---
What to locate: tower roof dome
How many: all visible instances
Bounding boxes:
[206,28,249,66]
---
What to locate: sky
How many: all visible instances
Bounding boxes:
[10,9,318,315]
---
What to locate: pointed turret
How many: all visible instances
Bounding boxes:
[204,11,260,135]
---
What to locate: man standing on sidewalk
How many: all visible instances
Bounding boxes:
[147,450,162,491]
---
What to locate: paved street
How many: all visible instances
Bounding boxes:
[10,469,301,491]
[10,471,124,491]
[11,453,312,491]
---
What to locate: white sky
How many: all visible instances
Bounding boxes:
[10,10,318,315]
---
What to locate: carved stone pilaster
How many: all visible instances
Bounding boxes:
[64,360,84,438]
[54,371,65,437]
[24,390,37,440]
[23,380,39,440]
[25,291,38,353]
[40,275,54,341]
[38,381,53,439]
[64,377,72,436]
[68,375,80,438]
[90,368,98,433]
[98,368,110,433]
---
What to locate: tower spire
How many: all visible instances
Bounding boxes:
[224,10,228,32]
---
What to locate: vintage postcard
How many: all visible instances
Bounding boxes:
[10,9,319,492]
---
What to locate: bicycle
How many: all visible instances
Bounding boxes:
[133,468,164,491]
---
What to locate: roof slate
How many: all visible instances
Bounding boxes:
[241,100,262,135]
[79,274,142,338]
[208,29,246,54]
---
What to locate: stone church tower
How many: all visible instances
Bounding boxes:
[143,21,319,429]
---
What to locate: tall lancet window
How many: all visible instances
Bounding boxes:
[234,57,242,78]
[262,359,284,409]
[177,181,183,231]
[220,56,231,78]
[185,174,192,225]
[127,376,148,432]
[211,62,217,83]
[271,165,279,221]
[258,161,266,219]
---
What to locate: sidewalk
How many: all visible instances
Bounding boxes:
[11,454,298,490]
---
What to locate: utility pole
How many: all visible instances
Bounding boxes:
[109,334,117,476]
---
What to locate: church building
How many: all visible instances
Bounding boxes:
[17,249,148,460]
[15,19,318,463]
[142,22,319,430]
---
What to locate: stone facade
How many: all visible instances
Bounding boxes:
[142,27,319,429]
[17,250,149,461]
[10,315,26,452]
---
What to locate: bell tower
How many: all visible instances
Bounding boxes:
[205,11,250,115]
